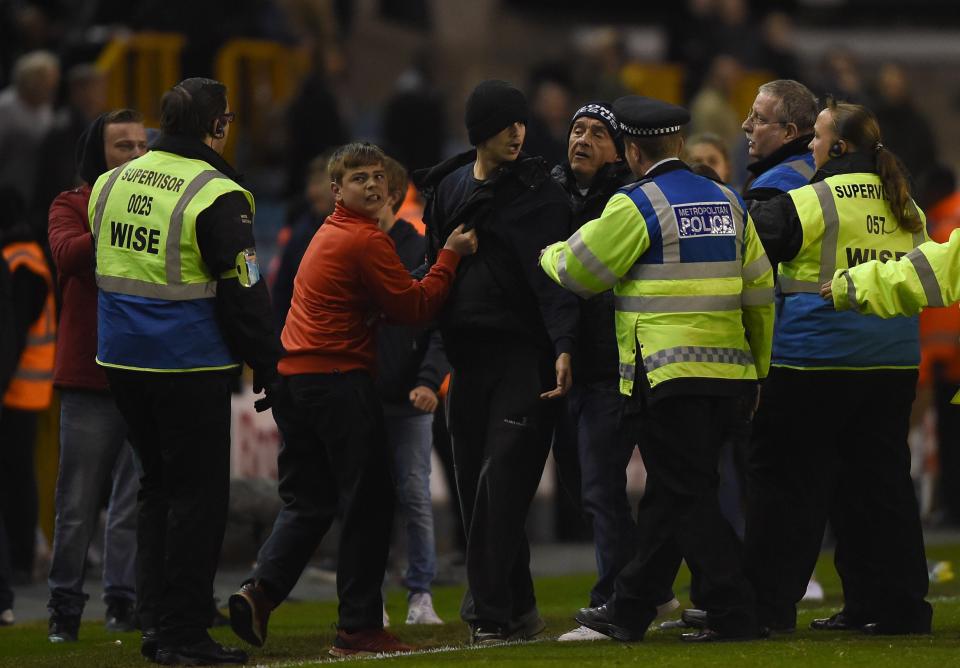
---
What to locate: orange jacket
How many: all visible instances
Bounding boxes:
[2,241,56,410]
[919,192,960,386]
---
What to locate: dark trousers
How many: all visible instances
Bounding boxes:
[560,380,639,606]
[106,369,233,644]
[447,344,556,628]
[609,395,757,637]
[252,372,393,631]
[0,407,39,577]
[933,375,960,524]
[744,367,931,631]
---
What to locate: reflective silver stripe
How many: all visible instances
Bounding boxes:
[27,333,56,345]
[908,201,925,247]
[13,368,53,381]
[643,346,754,372]
[742,254,772,282]
[640,182,680,263]
[842,270,860,313]
[167,170,227,284]
[556,250,596,299]
[784,157,815,181]
[716,183,746,261]
[906,247,944,307]
[90,167,127,239]
[615,293,741,313]
[741,286,775,306]
[619,362,636,381]
[777,275,820,294]
[814,180,840,286]
[96,274,217,300]
[626,260,740,281]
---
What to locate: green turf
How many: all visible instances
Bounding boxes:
[3,544,960,667]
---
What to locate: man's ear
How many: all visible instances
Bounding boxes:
[783,122,800,141]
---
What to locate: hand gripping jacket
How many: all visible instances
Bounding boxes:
[540,166,775,396]
[2,241,56,409]
[88,149,253,372]
[775,172,929,370]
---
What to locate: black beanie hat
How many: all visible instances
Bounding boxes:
[465,80,528,146]
[569,101,624,157]
[76,113,108,186]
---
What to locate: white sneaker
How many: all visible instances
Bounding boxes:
[558,625,610,641]
[383,604,390,627]
[0,609,13,626]
[405,592,443,625]
[802,578,824,602]
[656,597,681,618]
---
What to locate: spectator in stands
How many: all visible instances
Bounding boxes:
[44,109,147,643]
[682,133,733,184]
[689,54,745,157]
[382,54,447,173]
[872,62,938,185]
[0,185,56,587]
[271,151,336,330]
[376,156,447,626]
[31,64,108,233]
[0,50,60,207]
[524,64,575,167]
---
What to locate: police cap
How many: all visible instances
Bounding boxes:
[612,95,690,137]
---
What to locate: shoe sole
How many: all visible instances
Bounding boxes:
[507,618,546,641]
[573,614,642,642]
[229,592,266,647]
[155,651,247,666]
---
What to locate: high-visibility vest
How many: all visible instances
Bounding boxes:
[89,149,253,372]
[775,172,928,370]
[750,152,816,194]
[541,165,775,396]
[2,241,55,410]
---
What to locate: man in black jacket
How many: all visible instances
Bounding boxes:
[376,157,447,625]
[416,80,579,645]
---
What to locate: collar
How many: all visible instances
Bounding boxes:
[327,201,380,227]
[150,133,243,182]
[811,151,877,183]
[645,157,689,180]
[746,134,814,176]
[644,157,683,176]
[553,160,633,196]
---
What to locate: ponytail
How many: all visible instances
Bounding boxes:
[826,99,923,233]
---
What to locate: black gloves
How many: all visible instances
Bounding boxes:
[253,367,281,413]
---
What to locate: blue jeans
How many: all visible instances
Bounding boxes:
[47,390,139,617]
[386,411,436,595]
[564,380,639,607]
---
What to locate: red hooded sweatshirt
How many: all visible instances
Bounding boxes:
[278,202,459,376]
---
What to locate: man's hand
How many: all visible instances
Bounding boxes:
[409,385,439,413]
[253,368,281,413]
[540,352,572,399]
[443,224,479,256]
[820,280,833,300]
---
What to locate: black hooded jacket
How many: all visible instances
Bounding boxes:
[416,151,578,366]
[551,160,635,383]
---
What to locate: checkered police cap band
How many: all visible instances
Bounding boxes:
[619,122,683,137]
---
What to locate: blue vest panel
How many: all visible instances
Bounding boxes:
[97,291,235,371]
[751,153,816,193]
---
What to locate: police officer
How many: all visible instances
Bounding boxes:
[90,77,280,664]
[541,95,775,643]
[745,100,933,634]
[742,79,819,207]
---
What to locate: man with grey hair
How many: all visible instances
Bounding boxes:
[0,50,60,205]
[741,79,819,206]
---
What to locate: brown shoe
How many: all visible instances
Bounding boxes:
[229,582,275,647]
[328,628,416,657]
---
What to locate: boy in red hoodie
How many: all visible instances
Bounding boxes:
[229,142,476,657]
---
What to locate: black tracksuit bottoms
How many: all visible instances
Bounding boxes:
[607,394,758,637]
[447,342,557,629]
[744,367,931,632]
[252,371,394,631]
[106,369,233,644]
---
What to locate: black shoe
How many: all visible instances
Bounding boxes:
[154,637,248,665]
[141,629,159,661]
[574,604,644,642]
[48,615,80,643]
[105,598,138,632]
[506,609,546,641]
[229,582,274,647]
[470,623,507,646]
[211,598,230,628]
[681,627,768,642]
[810,612,866,632]
[862,621,932,636]
[680,609,707,629]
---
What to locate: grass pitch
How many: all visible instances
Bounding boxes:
[4,544,960,667]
